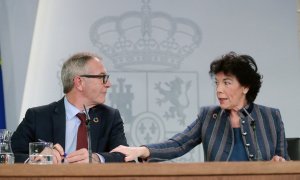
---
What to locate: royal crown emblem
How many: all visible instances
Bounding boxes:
[90,0,201,71]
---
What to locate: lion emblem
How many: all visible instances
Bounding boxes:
[155,77,191,125]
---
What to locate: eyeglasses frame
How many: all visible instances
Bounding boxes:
[79,74,110,84]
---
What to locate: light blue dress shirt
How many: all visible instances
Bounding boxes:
[64,97,81,154]
[64,97,105,163]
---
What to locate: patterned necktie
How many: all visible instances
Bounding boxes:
[76,113,88,150]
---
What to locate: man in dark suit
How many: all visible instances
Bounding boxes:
[12,52,128,163]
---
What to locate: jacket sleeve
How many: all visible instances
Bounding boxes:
[273,109,290,160]
[145,115,202,162]
[99,109,128,162]
[11,108,36,163]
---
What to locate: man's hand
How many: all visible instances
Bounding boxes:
[52,144,65,164]
[65,148,100,163]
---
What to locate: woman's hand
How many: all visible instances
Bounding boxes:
[271,155,286,162]
[110,145,150,162]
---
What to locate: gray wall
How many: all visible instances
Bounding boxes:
[0,0,38,130]
[1,0,299,162]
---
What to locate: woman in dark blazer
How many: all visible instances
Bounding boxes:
[111,52,289,162]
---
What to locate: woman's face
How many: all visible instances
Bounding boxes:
[215,72,248,111]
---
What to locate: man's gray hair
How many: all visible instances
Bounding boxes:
[61,52,102,94]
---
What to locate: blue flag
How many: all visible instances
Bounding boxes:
[0,49,6,129]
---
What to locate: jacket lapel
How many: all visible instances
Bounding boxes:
[88,105,103,151]
[52,98,66,149]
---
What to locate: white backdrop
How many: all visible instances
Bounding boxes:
[1,0,299,162]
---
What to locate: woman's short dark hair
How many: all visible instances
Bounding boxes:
[209,51,263,103]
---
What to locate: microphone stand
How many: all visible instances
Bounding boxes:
[83,105,92,163]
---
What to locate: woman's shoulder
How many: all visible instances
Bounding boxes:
[200,105,220,111]
[253,103,280,113]
[198,105,222,116]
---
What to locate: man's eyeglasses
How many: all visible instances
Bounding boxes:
[80,74,110,84]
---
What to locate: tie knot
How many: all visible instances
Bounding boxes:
[76,113,86,122]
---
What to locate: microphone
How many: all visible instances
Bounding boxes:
[83,104,92,163]
[242,108,262,161]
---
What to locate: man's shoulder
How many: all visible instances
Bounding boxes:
[27,98,64,113]
[91,104,117,113]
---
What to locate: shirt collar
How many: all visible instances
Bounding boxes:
[64,96,81,121]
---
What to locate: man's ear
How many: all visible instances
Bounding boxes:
[73,76,84,91]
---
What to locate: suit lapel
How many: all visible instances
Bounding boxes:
[52,98,66,149]
[89,105,104,151]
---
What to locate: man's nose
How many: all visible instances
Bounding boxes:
[105,79,112,88]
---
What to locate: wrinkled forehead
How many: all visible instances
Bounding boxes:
[85,58,107,74]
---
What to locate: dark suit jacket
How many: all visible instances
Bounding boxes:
[11,97,128,163]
